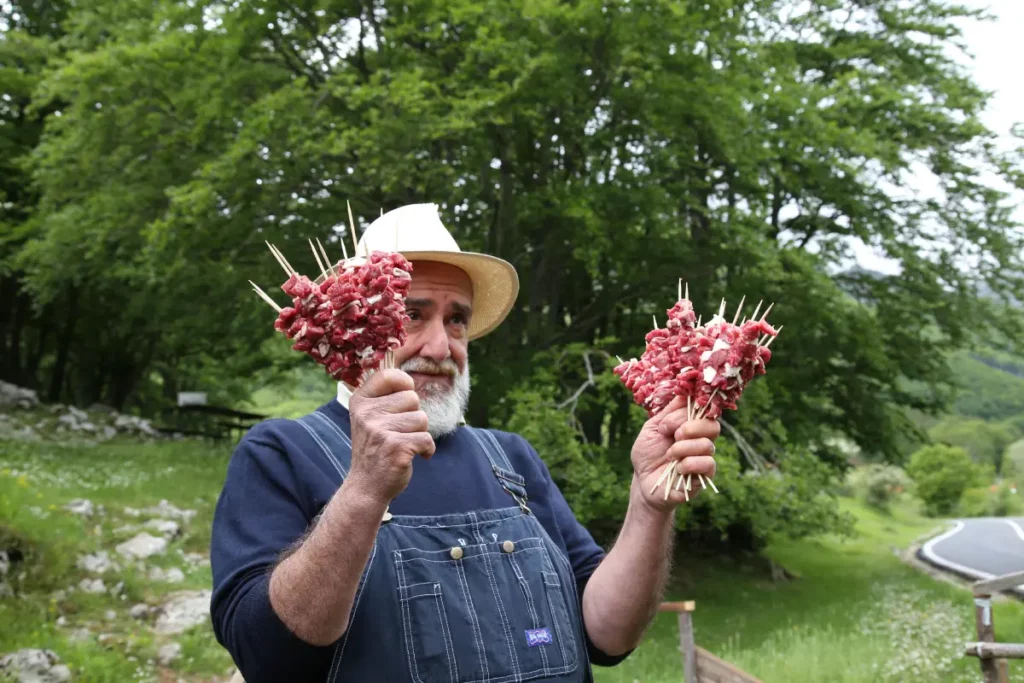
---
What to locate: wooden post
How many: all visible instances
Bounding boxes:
[659,601,697,683]
[974,594,1009,683]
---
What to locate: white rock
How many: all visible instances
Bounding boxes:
[142,500,196,522]
[50,590,66,602]
[57,414,78,429]
[102,426,117,440]
[149,567,185,583]
[115,533,167,560]
[0,550,8,576]
[122,507,141,518]
[67,628,91,643]
[63,499,94,517]
[182,552,210,568]
[156,642,182,666]
[78,578,106,594]
[129,604,150,619]
[110,582,123,596]
[104,610,116,621]
[76,551,116,574]
[111,525,138,535]
[0,649,71,683]
[0,381,39,409]
[78,422,97,433]
[96,634,114,644]
[145,519,180,537]
[67,406,88,421]
[154,590,212,635]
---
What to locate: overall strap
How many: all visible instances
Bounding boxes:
[467,427,532,513]
[295,411,353,484]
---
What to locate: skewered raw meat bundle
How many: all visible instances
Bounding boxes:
[614,283,781,500]
[249,202,412,387]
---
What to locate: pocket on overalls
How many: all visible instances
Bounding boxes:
[398,581,457,683]
[396,538,579,683]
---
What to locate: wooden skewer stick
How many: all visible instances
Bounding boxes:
[272,243,297,275]
[308,239,327,278]
[696,315,702,328]
[685,474,692,491]
[346,200,360,258]
[706,477,720,494]
[731,295,746,326]
[265,241,294,276]
[653,315,659,329]
[677,472,689,502]
[697,474,707,490]
[664,461,675,500]
[649,461,675,495]
[685,282,689,301]
[696,389,720,420]
[678,279,682,302]
[687,395,693,422]
[249,281,282,313]
[718,298,727,318]
[759,302,774,321]
[615,355,625,365]
[316,238,337,277]
[765,326,783,348]
[750,299,763,322]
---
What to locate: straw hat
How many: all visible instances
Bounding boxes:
[347,203,519,340]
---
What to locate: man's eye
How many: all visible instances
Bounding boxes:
[407,310,421,321]
[450,314,467,326]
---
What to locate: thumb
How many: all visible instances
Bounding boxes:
[648,395,685,427]
[357,369,415,399]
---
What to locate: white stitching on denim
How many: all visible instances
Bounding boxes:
[434,588,460,682]
[542,573,572,669]
[468,428,503,471]
[395,552,427,683]
[482,430,515,471]
[529,519,583,677]
[508,553,550,674]
[454,556,490,682]
[296,418,345,479]
[310,410,353,447]
[479,537,521,681]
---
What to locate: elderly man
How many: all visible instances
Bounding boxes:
[211,204,719,683]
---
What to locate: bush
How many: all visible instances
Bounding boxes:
[847,464,913,511]
[959,484,1024,517]
[906,445,977,516]
[927,416,1019,474]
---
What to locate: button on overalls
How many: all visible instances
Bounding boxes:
[297,412,593,682]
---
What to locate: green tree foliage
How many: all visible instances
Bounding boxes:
[948,352,1024,421]
[907,444,976,516]
[2,0,1024,541]
[847,464,913,511]
[928,414,1020,474]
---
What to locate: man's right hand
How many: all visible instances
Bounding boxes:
[347,369,436,504]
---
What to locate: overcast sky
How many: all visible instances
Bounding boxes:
[850,0,1023,274]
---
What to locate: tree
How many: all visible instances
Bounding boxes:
[907,445,976,516]
[928,415,1019,474]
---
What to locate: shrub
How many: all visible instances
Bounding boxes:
[906,445,977,516]
[847,464,913,511]
[959,484,1024,517]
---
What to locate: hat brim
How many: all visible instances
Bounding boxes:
[400,251,519,340]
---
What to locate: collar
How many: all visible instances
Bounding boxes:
[335,382,467,425]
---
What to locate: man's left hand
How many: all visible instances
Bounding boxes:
[630,396,720,511]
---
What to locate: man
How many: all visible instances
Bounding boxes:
[211,203,719,682]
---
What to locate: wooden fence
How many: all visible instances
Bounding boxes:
[964,569,1024,683]
[658,601,764,683]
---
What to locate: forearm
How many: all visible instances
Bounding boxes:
[582,475,675,656]
[268,474,387,646]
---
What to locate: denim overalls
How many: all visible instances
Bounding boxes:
[297,412,592,682]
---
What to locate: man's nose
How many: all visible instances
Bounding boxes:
[418,318,450,363]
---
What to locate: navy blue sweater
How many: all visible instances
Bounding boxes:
[210,400,624,682]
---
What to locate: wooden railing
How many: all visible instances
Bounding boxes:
[658,601,764,683]
[965,569,1024,683]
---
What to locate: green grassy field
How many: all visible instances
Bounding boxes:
[2,436,1023,682]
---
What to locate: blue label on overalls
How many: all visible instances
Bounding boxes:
[525,628,552,646]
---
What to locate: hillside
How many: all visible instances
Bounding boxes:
[949,350,1024,421]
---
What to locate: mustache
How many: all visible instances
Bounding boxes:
[400,357,459,378]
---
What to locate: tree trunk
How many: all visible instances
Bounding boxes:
[48,287,79,403]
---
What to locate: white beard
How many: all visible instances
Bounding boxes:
[400,357,471,439]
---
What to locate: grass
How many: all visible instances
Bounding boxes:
[3,433,1024,682]
[596,499,1024,683]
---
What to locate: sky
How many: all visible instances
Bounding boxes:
[850,0,1024,274]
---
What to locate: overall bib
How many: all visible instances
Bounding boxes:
[297,412,593,683]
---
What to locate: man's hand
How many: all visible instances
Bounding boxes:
[630,396,719,511]
[347,369,436,504]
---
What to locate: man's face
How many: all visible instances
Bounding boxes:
[394,261,473,437]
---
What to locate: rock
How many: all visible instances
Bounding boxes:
[0,381,39,409]
[154,590,212,635]
[76,551,116,574]
[145,519,180,537]
[114,414,158,437]
[122,507,141,518]
[129,603,150,619]
[102,426,117,440]
[27,506,48,518]
[156,642,182,666]
[88,403,116,414]
[78,578,106,594]
[67,628,91,643]
[182,552,210,568]
[97,634,114,645]
[115,533,167,560]
[0,550,8,576]
[110,582,123,597]
[63,499,94,517]
[0,649,71,683]
[55,616,67,627]
[104,610,116,621]
[67,406,88,421]
[57,414,78,429]
[0,582,13,598]
[50,590,66,602]
[112,525,139,535]
[13,426,40,441]
[141,500,196,523]
[78,422,97,433]
[148,567,185,583]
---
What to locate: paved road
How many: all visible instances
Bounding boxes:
[919,517,1024,594]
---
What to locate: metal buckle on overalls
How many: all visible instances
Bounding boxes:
[510,490,531,515]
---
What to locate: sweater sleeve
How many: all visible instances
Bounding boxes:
[506,433,633,668]
[209,426,334,683]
